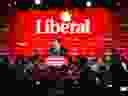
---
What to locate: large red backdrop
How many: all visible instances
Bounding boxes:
[8,8,113,57]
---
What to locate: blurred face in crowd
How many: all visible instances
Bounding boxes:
[97,58,104,64]
[105,55,111,61]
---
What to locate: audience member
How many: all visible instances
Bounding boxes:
[15,55,24,64]
[6,48,121,81]
[0,55,9,64]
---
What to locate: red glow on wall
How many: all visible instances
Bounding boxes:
[14,8,112,56]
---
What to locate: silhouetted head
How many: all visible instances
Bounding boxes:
[52,39,61,49]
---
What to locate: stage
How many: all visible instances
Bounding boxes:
[0,8,118,57]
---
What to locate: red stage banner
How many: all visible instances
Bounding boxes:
[13,8,112,56]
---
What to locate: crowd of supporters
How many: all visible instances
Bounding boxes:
[32,64,80,80]
[2,48,127,86]
[5,52,113,81]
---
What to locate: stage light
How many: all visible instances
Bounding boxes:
[86,1,92,7]
[8,3,11,7]
[61,11,71,22]
[14,1,16,5]
[34,0,41,5]
[116,2,120,6]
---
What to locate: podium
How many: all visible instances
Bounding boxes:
[46,56,65,66]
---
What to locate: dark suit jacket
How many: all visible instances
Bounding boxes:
[48,47,67,56]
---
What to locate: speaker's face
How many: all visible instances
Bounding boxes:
[52,40,60,49]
